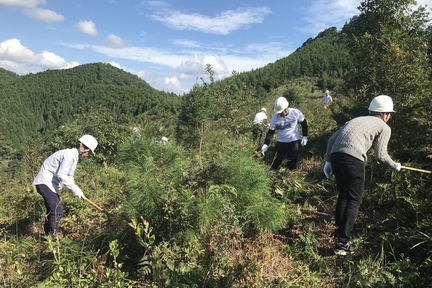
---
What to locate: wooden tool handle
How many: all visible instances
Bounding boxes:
[400,165,431,174]
[85,197,104,211]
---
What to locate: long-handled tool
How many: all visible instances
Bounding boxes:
[400,165,431,174]
[250,150,264,158]
[85,198,114,217]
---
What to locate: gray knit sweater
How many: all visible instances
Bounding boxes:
[325,116,399,170]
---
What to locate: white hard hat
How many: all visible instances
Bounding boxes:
[132,127,139,133]
[274,97,289,113]
[161,137,168,143]
[261,107,267,112]
[325,90,329,93]
[368,95,395,113]
[78,135,98,152]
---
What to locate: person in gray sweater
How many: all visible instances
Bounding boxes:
[323,95,401,255]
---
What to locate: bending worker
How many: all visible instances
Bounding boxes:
[253,107,268,143]
[322,89,333,106]
[33,135,98,236]
[323,95,401,256]
[261,96,308,170]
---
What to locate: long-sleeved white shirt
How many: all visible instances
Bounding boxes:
[268,108,305,143]
[33,148,84,196]
[322,94,333,105]
[253,111,267,125]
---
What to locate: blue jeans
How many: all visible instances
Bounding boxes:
[35,184,63,235]
[331,152,365,243]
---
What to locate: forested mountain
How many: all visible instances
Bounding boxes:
[0,28,350,148]
[211,27,353,98]
[0,67,19,84]
[0,63,176,145]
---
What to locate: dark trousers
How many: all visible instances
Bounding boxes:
[331,152,365,243]
[35,184,63,235]
[271,140,301,170]
[253,125,265,143]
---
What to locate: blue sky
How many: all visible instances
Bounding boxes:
[0,0,431,95]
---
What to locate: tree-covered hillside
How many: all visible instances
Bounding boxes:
[0,63,176,146]
[0,67,19,84]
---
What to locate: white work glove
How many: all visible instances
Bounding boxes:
[261,144,268,153]
[395,162,401,172]
[74,190,86,199]
[301,136,308,146]
[323,162,333,178]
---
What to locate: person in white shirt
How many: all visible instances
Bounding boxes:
[253,107,268,143]
[33,135,98,236]
[261,97,308,170]
[322,90,333,107]
[160,136,168,145]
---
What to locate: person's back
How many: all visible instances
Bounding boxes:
[253,108,268,143]
[33,148,79,194]
[253,108,267,125]
[323,95,400,256]
[326,116,395,167]
[322,90,333,106]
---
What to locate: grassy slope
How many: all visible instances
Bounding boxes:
[0,78,354,287]
[0,77,417,287]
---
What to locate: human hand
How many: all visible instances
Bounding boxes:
[75,191,86,199]
[395,162,401,172]
[261,144,268,153]
[323,162,333,178]
[301,136,308,146]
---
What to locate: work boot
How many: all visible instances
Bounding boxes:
[334,241,354,255]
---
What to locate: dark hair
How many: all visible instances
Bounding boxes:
[76,141,90,150]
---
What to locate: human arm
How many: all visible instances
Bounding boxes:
[261,129,275,152]
[56,152,86,199]
[325,129,340,162]
[323,162,333,178]
[299,119,308,146]
[374,126,399,171]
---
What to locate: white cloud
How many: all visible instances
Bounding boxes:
[23,8,64,22]
[104,34,125,48]
[64,43,182,68]
[0,38,79,74]
[172,39,201,48]
[0,0,64,23]
[302,0,432,34]
[74,20,98,35]
[62,39,294,93]
[0,38,35,62]
[106,61,121,69]
[302,0,358,34]
[0,0,45,8]
[37,51,79,69]
[149,7,272,35]
[131,67,189,94]
[177,54,229,79]
[164,76,181,89]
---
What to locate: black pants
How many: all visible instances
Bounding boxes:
[253,125,265,143]
[331,152,365,243]
[271,140,300,170]
[35,184,63,235]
